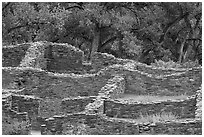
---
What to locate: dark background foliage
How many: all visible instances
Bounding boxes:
[2,2,202,65]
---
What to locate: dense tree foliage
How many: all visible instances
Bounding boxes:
[2,2,202,65]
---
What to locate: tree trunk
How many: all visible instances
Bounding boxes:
[117,32,123,58]
[178,32,189,63]
[182,15,195,63]
[90,28,100,61]
[46,44,53,71]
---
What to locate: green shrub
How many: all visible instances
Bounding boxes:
[151,59,200,69]
[151,60,181,69]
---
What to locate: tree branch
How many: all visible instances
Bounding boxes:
[99,36,118,51]
[159,12,189,43]
[65,5,84,10]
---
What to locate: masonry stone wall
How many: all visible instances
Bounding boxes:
[2,67,111,98]
[98,63,201,96]
[96,115,202,135]
[85,75,125,114]
[11,94,40,120]
[2,42,202,135]
[61,96,96,113]
[92,52,201,76]
[195,88,202,119]
[40,113,201,135]
[44,42,84,73]
[2,43,30,67]
[125,67,201,96]
[19,42,47,69]
[2,62,201,98]
[104,95,196,119]
[2,93,41,134]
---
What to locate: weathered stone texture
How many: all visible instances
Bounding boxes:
[2,93,39,123]
[41,113,201,135]
[61,96,96,113]
[2,42,202,135]
[85,75,125,114]
[19,42,47,69]
[2,67,110,98]
[45,42,84,73]
[2,43,30,67]
[96,116,202,135]
[104,95,196,119]
[195,88,202,119]
[125,67,201,96]
[99,63,201,96]
[92,52,201,76]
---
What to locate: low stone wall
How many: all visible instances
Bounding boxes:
[85,75,125,114]
[11,94,40,120]
[2,43,30,67]
[100,63,201,96]
[45,42,84,73]
[195,87,202,119]
[2,67,110,98]
[2,60,201,98]
[96,115,202,135]
[104,95,196,119]
[40,113,202,135]
[92,52,132,71]
[125,67,201,96]
[2,93,40,131]
[61,96,96,113]
[19,41,47,69]
[92,52,201,76]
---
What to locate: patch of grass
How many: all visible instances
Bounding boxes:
[117,94,188,103]
[135,112,178,123]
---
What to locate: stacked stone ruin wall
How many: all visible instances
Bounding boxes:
[2,43,31,67]
[19,42,47,69]
[3,41,85,73]
[2,67,111,98]
[61,96,96,114]
[40,112,201,135]
[104,95,196,119]
[44,42,84,73]
[2,42,202,135]
[2,93,40,133]
[92,52,202,74]
[85,75,125,114]
[2,60,201,98]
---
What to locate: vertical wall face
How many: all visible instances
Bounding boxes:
[44,43,84,73]
[104,96,197,119]
[2,44,30,67]
[19,42,47,69]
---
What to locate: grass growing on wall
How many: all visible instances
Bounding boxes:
[136,112,178,123]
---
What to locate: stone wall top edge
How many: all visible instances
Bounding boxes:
[104,64,200,79]
[46,41,83,52]
[62,96,97,101]
[3,61,201,80]
[2,43,32,49]
[99,114,201,125]
[94,52,202,71]
[106,94,196,105]
[11,93,42,100]
[2,66,98,78]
